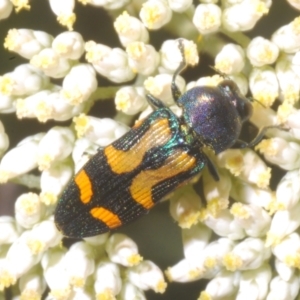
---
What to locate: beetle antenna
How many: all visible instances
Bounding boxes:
[209,65,231,80]
[172,39,187,102]
[248,96,267,108]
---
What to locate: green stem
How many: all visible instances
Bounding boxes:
[12,174,41,189]
[220,29,252,48]
[90,87,120,101]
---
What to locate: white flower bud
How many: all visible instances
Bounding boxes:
[159,39,199,73]
[250,103,278,129]
[127,260,167,293]
[30,48,72,78]
[0,64,50,96]
[193,4,221,34]
[47,90,88,121]
[115,86,147,115]
[37,126,75,170]
[230,177,275,210]
[255,137,300,170]
[291,50,300,76]
[49,0,75,30]
[165,258,204,282]
[139,0,172,30]
[0,216,18,244]
[187,74,223,89]
[16,89,85,123]
[119,281,146,300]
[85,41,135,83]
[40,161,73,205]
[266,274,299,300]
[249,66,279,107]
[0,0,13,20]
[94,260,122,299]
[144,74,185,106]
[15,193,44,229]
[84,233,110,246]
[138,105,154,120]
[73,114,128,146]
[230,203,271,238]
[126,42,160,75]
[287,0,300,10]
[72,287,94,300]
[26,220,62,255]
[83,233,109,259]
[4,29,53,59]
[64,242,95,288]
[52,31,84,60]
[266,201,300,247]
[71,137,99,172]
[17,89,87,123]
[0,231,42,289]
[199,270,240,299]
[223,238,271,271]
[285,107,300,139]
[276,170,300,210]
[236,264,271,300]
[182,223,212,260]
[169,103,184,117]
[0,94,15,113]
[19,266,46,300]
[0,133,44,183]
[217,149,271,189]
[214,43,245,74]
[276,55,300,104]
[114,11,149,47]
[275,258,295,281]
[0,121,8,157]
[203,168,231,217]
[41,247,71,300]
[168,0,192,12]
[204,209,245,240]
[169,185,202,228]
[201,238,235,272]
[61,63,97,105]
[106,233,143,267]
[247,37,279,67]
[271,16,300,53]
[87,0,130,10]
[272,233,300,266]
[222,0,270,32]
[15,90,51,121]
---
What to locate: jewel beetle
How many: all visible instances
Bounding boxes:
[55,40,274,238]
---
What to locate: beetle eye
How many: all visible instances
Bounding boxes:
[239,100,253,121]
[218,80,238,93]
[218,80,253,121]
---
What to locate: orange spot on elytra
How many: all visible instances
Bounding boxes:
[104,118,171,174]
[90,207,122,228]
[74,170,93,204]
[130,150,196,209]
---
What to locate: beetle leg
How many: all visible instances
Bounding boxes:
[146,39,187,107]
[146,94,168,109]
[204,153,220,181]
[234,125,288,149]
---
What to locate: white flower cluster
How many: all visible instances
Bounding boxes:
[0,1,300,300]
[0,220,166,299]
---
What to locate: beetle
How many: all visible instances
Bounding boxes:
[54,40,274,238]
